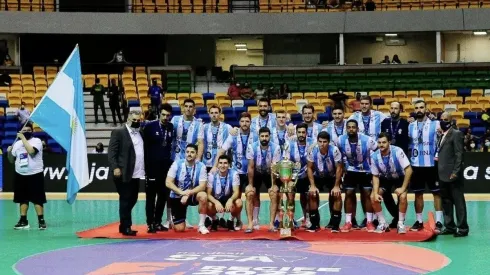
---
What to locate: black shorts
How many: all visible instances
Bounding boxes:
[206,166,212,173]
[169,195,199,225]
[13,172,47,205]
[212,196,232,207]
[343,171,372,191]
[239,174,248,192]
[295,177,310,194]
[253,172,274,191]
[315,176,336,192]
[410,166,439,193]
[379,177,404,192]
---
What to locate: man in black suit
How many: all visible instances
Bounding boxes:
[108,110,145,236]
[380,101,410,228]
[437,112,469,237]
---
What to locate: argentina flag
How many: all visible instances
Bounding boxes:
[29,45,89,204]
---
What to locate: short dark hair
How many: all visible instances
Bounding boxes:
[346,119,358,127]
[378,132,391,142]
[23,122,34,131]
[296,122,308,132]
[302,104,315,113]
[183,98,195,106]
[414,100,426,107]
[186,144,198,152]
[218,154,231,164]
[209,104,222,113]
[317,131,330,142]
[258,127,271,135]
[239,112,251,120]
[360,95,372,104]
[332,106,344,113]
[258,98,270,106]
[160,103,172,113]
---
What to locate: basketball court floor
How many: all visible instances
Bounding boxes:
[0,193,488,275]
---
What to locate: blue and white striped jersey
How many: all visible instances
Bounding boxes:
[203,122,233,167]
[246,141,281,173]
[168,160,207,199]
[306,144,342,178]
[207,168,240,199]
[408,119,440,167]
[170,116,204,161]
[337,133,378,173]
[349,111,387,139]
[370,145,410,179]
[251,113,277,134]
[286,137,315,179]
[323,119,348,146]
[222,132,254,174]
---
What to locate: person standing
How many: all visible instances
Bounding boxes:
[437,112,468,237]
[108,110,145,236]
[148,79,163,117]
[108,79,123,126]
[91,78,108,124]
[143,103,174,233]
[7,123,47,230]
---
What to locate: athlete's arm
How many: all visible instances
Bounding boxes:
[230,173,240,201]
[190,165,208,195]
[206,175,220,205]
[307,161,316,189]
[214,136,232,168]
[371,175,382,202]
[248,160,255,187]
[196,121,205,160]
[334,162,343,189]
[165,162,185,196]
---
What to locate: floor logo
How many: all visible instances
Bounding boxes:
[14,240,450,275]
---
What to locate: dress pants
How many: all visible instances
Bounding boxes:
[145,162,172,225]
[440,179,469,233]
[115,178,140,231]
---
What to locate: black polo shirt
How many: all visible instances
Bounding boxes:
[143,120,174,179]
[381,117,409,154]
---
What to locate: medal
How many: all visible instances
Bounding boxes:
[391,139,396,145]
[206,152,212,160]
[175,147,181,153]
[236,162,242,170]
[159,123,167,147]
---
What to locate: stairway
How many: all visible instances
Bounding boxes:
[83,92,122,152]
[230,0,258,12]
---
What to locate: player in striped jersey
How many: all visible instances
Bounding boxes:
[306,131,343,232]
[285,123,315,229]
[408,100,443,233]
[370,133,413,234]
[287,104,324,141]
[250,98,277,135]
[337,119,378,232]
[171,99,205,161]
[348,95,387,140]
[323,106,348,146]
[206,155,243,232]
[271,110,292,157]
[203,105,233,172]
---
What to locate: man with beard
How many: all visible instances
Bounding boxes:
[306,131,343,232]
[206,155,243,231]
[380,101,409,229]
[348,95,387,140]
[245,127,281,233]
[370,133,412,234]
[250,98,277,134]
[285,123,315,229]
[204,105,232,173]
[143,103,174,233]
[288,104,324,141]
[166,144,209,234]
[323,106,348,146]
[217,112,254,230]
[408,100,443,233]
[271,110,292,157]
[337,120,378,232]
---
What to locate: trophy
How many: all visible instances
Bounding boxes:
[271,156,301,238]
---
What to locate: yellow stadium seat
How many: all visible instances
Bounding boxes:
[380,91,393,98]
[458,104,471,112]
[370,91,381,98]
[273,106,286,113]
[385,98,398,105]
[406,91,419,98]
[97,74,109,86]
[450,97,463,105]
[425,98,438,105]
[283,100,295,108]
[21,74,33,81]
[456,119,470,128]
[137,85,149,93]
[10,86,22,94]
[451,111,464,119]
[207,100,219,107]
[125,85,137,94]
[465,97,479,104]
[0,87,8,93]
[271,99,283,109]
[471,104,485,112]
[429,104,444,113]
[344,92,355,98]
[400,112,410,119]
[437,97,451,105]
[478,97,490,105]
[194,99,205,107]
[219,100,231,108]
[445,89,457,97]
[291,93,303,100]
[304,92,316,100]
[404,105,414,113]
[122,73,133,81]
[177,93,190,101]
[33,66,45,74]
[378,105,390,112]
[419,90,432,98]
[321,99,333,106]
[164,93,177,100]
[286,106,298,115]
[471,89,483,97]
[46,66,58,74]
[84,74,96,88]
[399,98,411,106]
[190,93,203,101]
[35,79,47,87]
[126,92,138,101]
[316,92,329,100]
[394,91,406,98]
[249,110,259,117]
[215,92,228,101]
[248,106,259,113]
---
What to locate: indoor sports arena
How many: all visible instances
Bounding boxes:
[1,2,490,275]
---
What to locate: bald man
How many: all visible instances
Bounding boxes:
[436,112,468,237]
[380,101,409,228]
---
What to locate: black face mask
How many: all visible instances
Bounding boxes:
[416,112,425,118]
[96,147,103,152]
[260,140,269,146]
[130,121,141,129]
[440,120,452,131]
[23,132,32,140]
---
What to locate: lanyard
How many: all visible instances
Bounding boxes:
[259,115,269,128]
[362,115,371,135]
[184,164,196,189]
[298,142,307,166]
[212,123,220,148]
[159,122,167,147]
[417,121,425,143]
[321,152,329,174]
[182,119,191,140]
[390,119,401,140]
[219,172,229,198]
[260,148,268,168]
[278,130,286,145]
[334,122,344,137]
[241,134,250,153]
[382,154,391,177]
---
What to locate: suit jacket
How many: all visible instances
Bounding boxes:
[381,117,410,154]
[108,125,144,183]
[437,128,464,182]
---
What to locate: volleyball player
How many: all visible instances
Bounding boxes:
[348,95,387,140]
[165,144,209,234]
[370,133,413,234]
[203,105,232,172]
[323,106,347,146]
[306,131,343,232]
[207,155,243,231]
[408,100,443,233]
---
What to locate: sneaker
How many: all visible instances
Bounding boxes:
[198,225,210,235]
[397,223,407,234]
[39,220,47,230]
[163,220,173,229]
[253,220,260,230]
[305,218,312,229]
[14,221,29,230]
[366,221,376,233]
[154,223,169,232]
[211,220,219,232]
[389,219,399,229]
[234,220,243,231]
[331,225,340,233]
[227,220,235,231]
[306,225,320,232]
[410,221,424,231]
[352,218,361,230]
[293,220,300,229]
[373,219,379,227]
[435,222,443,234]
[359,218,367,229]
[374,223,389,233]
[325,220,333,229]
[219,218,227,228]
[340,222,352,233]
[204,217,212,228]
[273,220,280,231]
[147,224,157,233]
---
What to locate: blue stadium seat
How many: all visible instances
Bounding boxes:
[6,115,17,122]
[195,107,207,116]
[464,112,481,119]
[0,99,7,108]
[128,100,140,107]
[234,107,246,116]
[470,118,483,127]
[4,131,17,138]
[244,100,256,107]
[1,138,15,147]
[198,114,210,123]
[317,113,330,123]
[202,93,215,101]
[290,113,303,124]
[171,107,181,116]
[33,132,47,139]
[222,107,234,117]
[471,127,486,136]
[458,88,471,97]
[373,98,384,106]
[4,122,18,131]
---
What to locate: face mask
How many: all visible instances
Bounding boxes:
[23,132,32,140]
[260,140,269,146]
[96,147,103,152]
[440,120,451,131]
[470,143,475,148]
[20,106,24,110]
[130,121,140,129]
[486,142,490,147]
[416,112,425,118]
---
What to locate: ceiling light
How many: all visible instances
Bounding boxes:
[235,43,247,47]
[473,31,487,35]
[236,48,247,51]
[385,33,397,37]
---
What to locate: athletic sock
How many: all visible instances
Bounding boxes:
[199,214,206,227]
[435,211,443,223]
[366,212,374,222]
[345,213,352,223]
[375,212,385,224]
[217,213,224,219]
[20,215,27,222]
[38,215,44,222]
[332,210,342,227]
[416,213,423,223]
[275,213,280,222]
[253,207,260,222]
[167,208,172,222]
[309,210,320,227]
[398,212,406,222]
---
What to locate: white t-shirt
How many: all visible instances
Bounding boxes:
[11,138,44,175]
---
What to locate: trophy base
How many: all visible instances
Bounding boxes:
[280,228,292,238]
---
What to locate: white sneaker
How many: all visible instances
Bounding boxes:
[198,225,210,234]
[305,218,312,229]
[397,223,407,234]
[374,223,389,234]
[163,220,172,229]
[186,220,194,229]
[253,219,260,230]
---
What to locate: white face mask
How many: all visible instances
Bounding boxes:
[486,142,490,147]
[470,143,475,148]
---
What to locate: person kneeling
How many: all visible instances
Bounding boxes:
[370,133,413,234]
[166,144,209,234]
[207,155,243,231]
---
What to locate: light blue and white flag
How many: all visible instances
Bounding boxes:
[30,45,89,204]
